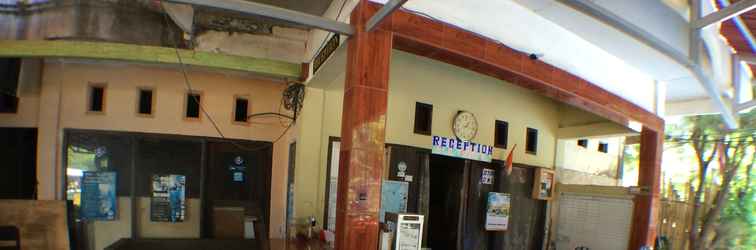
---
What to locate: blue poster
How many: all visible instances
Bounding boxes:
[80,171,117,220]
[380,180,408,222]
[150,174,186,222]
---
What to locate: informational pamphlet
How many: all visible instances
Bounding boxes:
[485,192,511,231]
[380,180,408,222]
[150,174,186,222]
[80,171,117,220]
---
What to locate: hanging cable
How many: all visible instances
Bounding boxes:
[160,2,301,151]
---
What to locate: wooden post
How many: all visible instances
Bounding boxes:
[334,1,392,249]
[629,127,663,249]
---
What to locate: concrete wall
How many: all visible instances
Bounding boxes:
[294,50,563,231]
[555,137,623,186]
[0,60,293,243]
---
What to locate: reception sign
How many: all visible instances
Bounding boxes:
[80,171,117,220]
[431,135,493,162]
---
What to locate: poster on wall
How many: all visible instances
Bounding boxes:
[485,192,511,231]
[80,171,117,220]
[532,168,556,200]
[229,155,247,183]
[380,180,409,222]
[150,174,186,222]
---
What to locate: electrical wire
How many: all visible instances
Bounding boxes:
[160,2,299,151]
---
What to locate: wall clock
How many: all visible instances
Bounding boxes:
[452,111,478,141]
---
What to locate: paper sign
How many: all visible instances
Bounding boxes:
[380,180,408,222]
[431,135,493,162]
[481,169,495,184]
[485,192,511,231]
[150,174,186,222]
[80,171,117,220]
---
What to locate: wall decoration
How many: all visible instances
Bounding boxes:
[431,135,493,162]
[380,180,409,222]
[229,155,246,182]
[481,168,495,185]
[397,161,407,177]
[80,171,117,220]
[150,174,186,222]
[485,192,511,231]
[532,168,556,200]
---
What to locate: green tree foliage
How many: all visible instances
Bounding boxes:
[666,110,755,250]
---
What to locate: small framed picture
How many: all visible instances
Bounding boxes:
[532,168,555,200]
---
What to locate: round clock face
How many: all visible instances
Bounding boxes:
[453,111,478,141]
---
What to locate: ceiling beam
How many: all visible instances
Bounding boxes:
[692,0,756,29]
[738,99,756,111]
[366,0,408,32]
[557,122,639,140]
[0,40,301,78]
[165,0,355,36]
[738,53,756,64]
[559,0,739,129]
[721,0,756,53]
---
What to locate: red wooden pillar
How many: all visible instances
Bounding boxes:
[629,127,663,249]
[335,1,392,249]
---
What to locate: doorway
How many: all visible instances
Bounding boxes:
[426,154,543,250]
[204,141,272,240]
[0,127,37,199]
[427,155,466,250]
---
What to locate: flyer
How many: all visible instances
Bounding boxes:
[485,192,511,231]
[80,171,117,220]
[150,174,186,222]
[379,180,408,222]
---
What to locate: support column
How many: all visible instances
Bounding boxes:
[335,1,392,249]
[629,127,663,250]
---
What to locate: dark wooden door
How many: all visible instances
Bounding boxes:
[204,141,272,238]
[489,164,547,250]
[0,128,37,199]
[387,145,429,213]
[463,161,496,250]
[427,154,466,250]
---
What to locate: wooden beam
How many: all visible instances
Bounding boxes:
[335,1,392,249]
[380,2,664,132]
[366,0,408,32]
[629,127,664,250]
[692,0,756,29]
[0,40,301,78]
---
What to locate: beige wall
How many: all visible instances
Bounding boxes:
[293,50,564,232]
[555,137,623,186]
[0,60,294,243]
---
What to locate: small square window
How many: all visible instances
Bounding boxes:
[494,120,509,148]
[598,142,609,153]
[526,127,538,154]
[577,139,588,148]
[89,85,105,112]
[138,89,153,115]
[234,97,249,123]
[414,102,433,135]
[185,92,201,118]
